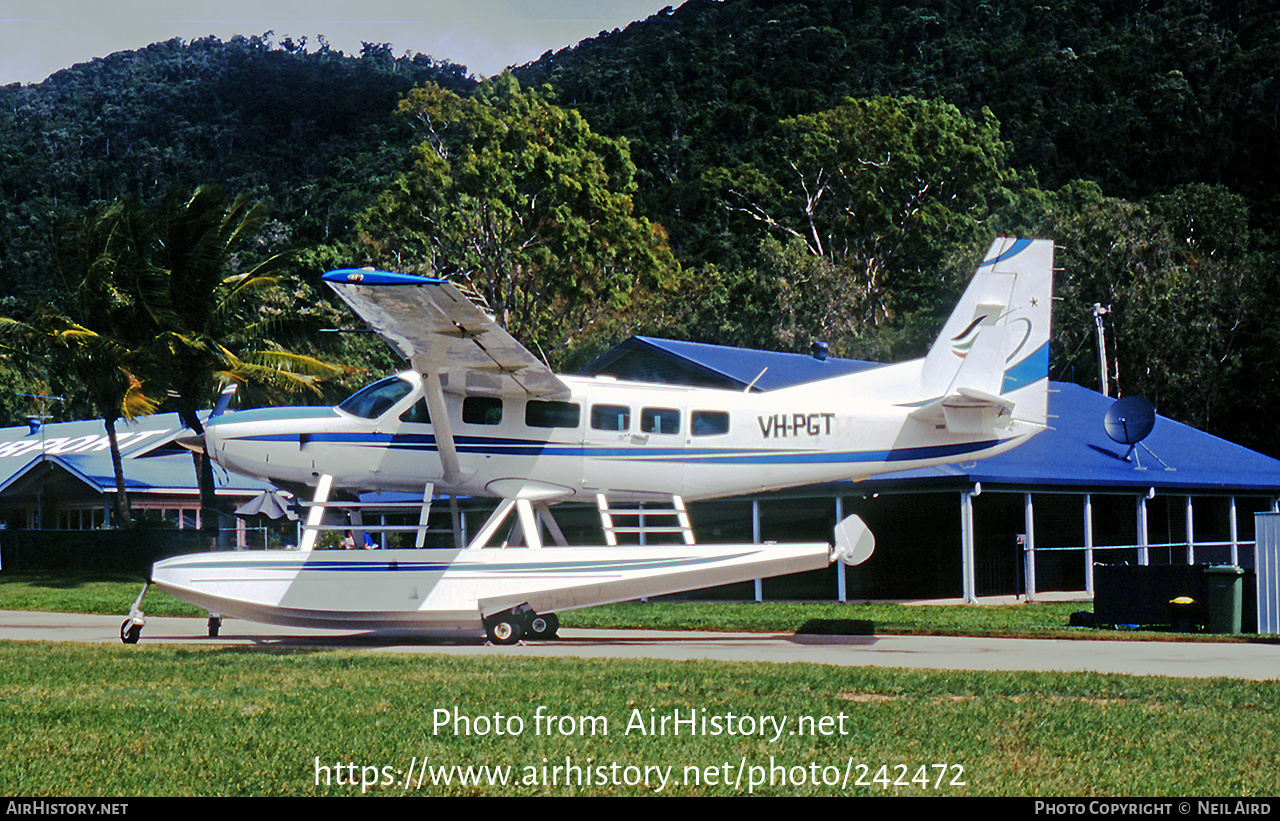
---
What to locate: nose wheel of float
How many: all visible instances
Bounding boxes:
[117,581,225,644]
[120,619,142,644]
[119,581,148,644]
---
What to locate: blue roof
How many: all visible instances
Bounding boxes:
[861,382,1280,494]
[597,337,1280,495]
[0,413,274,497]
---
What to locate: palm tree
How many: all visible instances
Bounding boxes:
[139,186,346,533]
[0,307,158,529]
[0,200,168,528]
[7,186,344,534]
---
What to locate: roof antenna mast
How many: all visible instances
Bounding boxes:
[1092,303,1115,398]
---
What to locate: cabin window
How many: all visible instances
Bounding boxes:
[339,376,413,419]
[641,407,680,435]
[691,410,730,436]
[590,404,630,432]
[526,400,581,429]
[462,396,503,425]
[399,398,431,424]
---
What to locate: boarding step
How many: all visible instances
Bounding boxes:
[596,494,695,546]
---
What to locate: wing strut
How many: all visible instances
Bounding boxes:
[415,483,434,549]
[421,371,461,482]
[298,474,334,552]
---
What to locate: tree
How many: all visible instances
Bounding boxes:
[0,310,159,528]
[0,202,161,526]
[708,96,1014,359]
[28,315,158,527]
[1036,181,1278,453]
[139,186,347,531]
[355,74,677,362]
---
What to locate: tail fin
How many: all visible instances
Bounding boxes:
[916,238,1054,434]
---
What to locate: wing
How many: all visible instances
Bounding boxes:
[323,269,571,399]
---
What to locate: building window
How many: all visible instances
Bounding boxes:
[56,508,106,530]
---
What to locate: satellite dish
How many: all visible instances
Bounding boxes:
[1105,396,1156,444]
[1104,396,1155,460]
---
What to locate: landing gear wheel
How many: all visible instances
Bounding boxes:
[527,612,560,640]
[207,616,222,638]
[485,614,524,646]
[120,619,141,644]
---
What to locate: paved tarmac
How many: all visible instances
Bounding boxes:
[2,609,1277,680]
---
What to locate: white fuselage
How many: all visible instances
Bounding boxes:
[204,361,1035,503]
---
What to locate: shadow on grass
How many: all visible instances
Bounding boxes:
[2,570,146,589]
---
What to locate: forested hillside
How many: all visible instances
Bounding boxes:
[518,0,1280,454]
[519,0,1278,257]
[0,35,473,424]
[0,35,472,304]
[2,1,1279,457]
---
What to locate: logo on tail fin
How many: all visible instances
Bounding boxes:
[949,313,994,358]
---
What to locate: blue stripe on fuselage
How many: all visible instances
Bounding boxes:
[224,430,1004,466]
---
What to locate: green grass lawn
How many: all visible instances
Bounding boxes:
[3,570,1278,797]
[0,571,207,618]
[2,641,1278,797]
[1,570,1269,643]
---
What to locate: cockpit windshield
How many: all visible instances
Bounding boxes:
[338,376,414,419]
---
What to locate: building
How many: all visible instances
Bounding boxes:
[586,338,1280,602]
[0,413,281,560]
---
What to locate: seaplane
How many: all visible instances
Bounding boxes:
[125,237,1054,645]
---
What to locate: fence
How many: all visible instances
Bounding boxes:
[1,528,210,573]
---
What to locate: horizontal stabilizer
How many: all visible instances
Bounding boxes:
[909,388,1016,435]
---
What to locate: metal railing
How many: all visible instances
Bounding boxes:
[1021,539,1256,600]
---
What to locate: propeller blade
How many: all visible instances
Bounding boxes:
[175,432,205,453]
[211,385,237,419]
